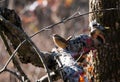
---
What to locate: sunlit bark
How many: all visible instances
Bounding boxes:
[89,0,120,81]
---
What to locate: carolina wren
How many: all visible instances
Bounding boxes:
[52,34,68,49]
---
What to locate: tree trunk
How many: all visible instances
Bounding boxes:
[89,0,120,82]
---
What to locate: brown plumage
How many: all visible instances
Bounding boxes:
[52,34,68,49]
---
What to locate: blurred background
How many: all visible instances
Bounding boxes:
[0,0,89,82]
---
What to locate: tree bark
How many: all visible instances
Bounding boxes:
[89,0,120,82]
[0,7,51,68]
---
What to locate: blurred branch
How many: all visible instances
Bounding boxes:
[0,29,30,81]
[7,0,14,9]
[0,0,9,7]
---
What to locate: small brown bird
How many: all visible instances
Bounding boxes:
[52,34,69,49]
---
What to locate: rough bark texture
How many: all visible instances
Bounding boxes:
[89,0,120,82]
[0,7,51,68]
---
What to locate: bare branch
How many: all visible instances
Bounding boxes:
[37,72,55,82]
[5,68,22,82]
[0,30,30,81]
[0,42,23,74]
[30,8,118,38]
[0,7,118,82]
[26,39,52,82]
[0,14,52,82]
[0,8,117,62]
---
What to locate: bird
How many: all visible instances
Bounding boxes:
[52,34,70,49]
[89,20,106,44]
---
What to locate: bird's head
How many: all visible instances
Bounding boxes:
[89,20,107,46]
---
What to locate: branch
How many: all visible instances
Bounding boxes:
[5,68,23,82]
[0,42,23,74]
[30,8,118,38]
[0,8,47,67]
[0,8,117,82]
[2,68,29,82]
[0,30,30,81]
[37,72,56,82]
[27,41,52,82]
[0,15,52,82]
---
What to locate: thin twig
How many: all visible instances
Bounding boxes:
[5,68,23,82]
[30,8,118,38]
[27,39,52,82]
[0,7,118,82]
[0,30,30,81]
[0,15,52,82]
[0,41,24,74]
